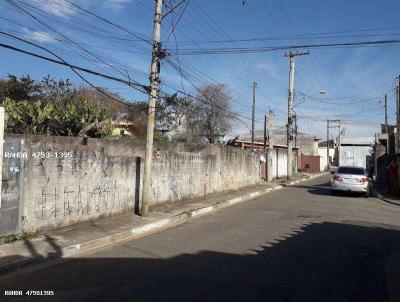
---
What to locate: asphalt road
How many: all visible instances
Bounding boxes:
[2,175,400,302]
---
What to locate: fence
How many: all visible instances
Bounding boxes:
[0,135,260,235]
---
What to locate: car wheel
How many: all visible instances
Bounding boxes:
[331,189,337,196]
[364,190,370,198]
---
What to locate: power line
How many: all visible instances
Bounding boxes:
[171,1,290,106]
[274,1,324,91]
[168,39,400,55]
[6,0,152,84]
[164,57,264,125]
[7,0,133,81]
[0,40,149,94]
[58,0,152,44]
[303,79,393,101]
[165,30,400,45]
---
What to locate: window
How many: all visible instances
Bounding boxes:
[337,167,365,175]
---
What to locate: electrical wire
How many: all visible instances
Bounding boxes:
[0,39,149,94]
[168,39,400,55]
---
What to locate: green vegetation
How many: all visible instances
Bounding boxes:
[0,75,233,142]
[0,75,123,138]
[1,230,41,245]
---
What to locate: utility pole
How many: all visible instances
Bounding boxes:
[337,120,341,166]
[267,109,274,181]
[251,81,257,151]
[294,113,297,149]
[263,113,267,151]
[263,112,267,180]
[384,93,389,158]
[141,0,163,217]
[326,119,341,169]
[285,51,309,180]
[294,112,298,174]
[326,119,330,171]
[385,94,388,134]
[396,76,400,153]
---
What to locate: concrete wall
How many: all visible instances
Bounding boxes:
[318,147,335,171]
[150,145,259,206]
[3,135,260,232]
[19,136,142,231]
[340,145,371,168]
[268,148,297,179]
[299,154,321,173]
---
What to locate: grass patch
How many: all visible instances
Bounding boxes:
[1,230,41,245]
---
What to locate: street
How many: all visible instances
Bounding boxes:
[2,174,400,302]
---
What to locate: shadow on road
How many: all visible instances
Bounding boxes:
[2,222,400,302]
[290,182,370,198]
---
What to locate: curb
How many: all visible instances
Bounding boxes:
[0,172,327,276]
[282,172,328,187]
[374,191,400,207]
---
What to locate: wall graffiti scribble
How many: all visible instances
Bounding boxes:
[32,151,138,225]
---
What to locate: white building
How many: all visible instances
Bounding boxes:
[318,147,335,171]
[339,137,374,169]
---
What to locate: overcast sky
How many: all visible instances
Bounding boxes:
[1,0,400,140]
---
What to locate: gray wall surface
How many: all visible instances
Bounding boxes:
[339,145,371,168]
[2,135,260,232]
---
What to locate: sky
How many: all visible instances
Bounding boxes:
[1,0,400,141]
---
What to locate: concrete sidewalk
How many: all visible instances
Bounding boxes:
[0,172,327,276]
[374,183,400,206]
[375,192,400,206]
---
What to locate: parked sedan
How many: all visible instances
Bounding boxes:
[331,166,370,197]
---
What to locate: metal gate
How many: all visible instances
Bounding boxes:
[0,138,23,236]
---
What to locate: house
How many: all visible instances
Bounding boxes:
[226,137,298,179]
[226,128,319,179]
[233,129,319,155]
[111,120,134,137]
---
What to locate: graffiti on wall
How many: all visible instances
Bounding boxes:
[38,181,133,220]
[32,152,138,222]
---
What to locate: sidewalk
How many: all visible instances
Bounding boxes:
[273,172,319,186]
[0,172,327,276]
[373,183,400,206]
[375,191,400,206]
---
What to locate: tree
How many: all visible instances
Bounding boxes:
[190,84,233,144]
[126,94,193,141]
[0,75,41,102]
[1,74,120,137]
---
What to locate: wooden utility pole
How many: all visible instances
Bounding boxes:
[285,51,309,180]
[141,0,163,216]
[251,81,257,151]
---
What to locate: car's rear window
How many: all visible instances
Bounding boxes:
[337,167,365,175]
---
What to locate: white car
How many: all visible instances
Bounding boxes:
[330,166,370,198]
